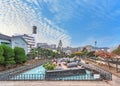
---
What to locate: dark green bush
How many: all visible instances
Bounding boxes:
[0,45,4,55]
[0,45,4,64]
[0,56,4,64]
[1,44,16,65]
[14,47,27,64]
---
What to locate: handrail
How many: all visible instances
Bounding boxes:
[79,62,112,80]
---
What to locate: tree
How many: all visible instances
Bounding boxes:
[14,47,27,64]
[29,48,37,60]
[112,45,120,55]
[86,51,95,57]
[95,50,116,69]
[1,44,16,66]
[0,45,4,64]
[112,45,120,72]
[81,47,88,58]
[73,52,83,57]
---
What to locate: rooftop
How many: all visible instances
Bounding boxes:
[0,33,11,41]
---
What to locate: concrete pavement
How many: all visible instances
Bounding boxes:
[108,75,120,86]
[0,81,111,86]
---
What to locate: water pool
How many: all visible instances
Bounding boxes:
[22,65,45,74]
[11,65,94,80]
[11,65,45,80]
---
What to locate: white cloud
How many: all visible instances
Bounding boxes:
[0,0,71,47]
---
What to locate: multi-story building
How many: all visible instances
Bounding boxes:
[0,33,11,47]
[0,33,28,54]
[11,36,28,54]
[49,44,56,49]
[37,43,48,49]
[37,43,56,50]
[13,26,37,53]
[20,34,35,53]
[63,46,79,55]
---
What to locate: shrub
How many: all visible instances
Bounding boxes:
[0,56,4,64]
[67,60,70,63]
[0,45,4,64]
[14,47,27,64]
[43,62,56,70]
[0,45,4,55]
[1,44,16,65]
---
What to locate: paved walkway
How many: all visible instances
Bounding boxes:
[0,81,111,86]
[108,75,120,86]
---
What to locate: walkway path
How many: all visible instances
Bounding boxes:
[0,81,111,86]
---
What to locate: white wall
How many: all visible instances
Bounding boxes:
[11,37,28,54]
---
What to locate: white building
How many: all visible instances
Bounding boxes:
[49,44,56,49]
[37,43,48,49]
[0,34,28,54]
[20,34,35,53]
[37,43,56,50]
[11,36,28,54]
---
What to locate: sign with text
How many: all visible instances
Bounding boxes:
[94,74,100,79]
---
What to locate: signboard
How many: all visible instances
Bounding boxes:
[94,74,100,79]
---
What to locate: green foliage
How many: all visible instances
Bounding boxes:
[0,45,4,64]
[112,45,120,55]
[14,47,27,64]
[1,44,15,65]
[67,60,70,63]
[43,62,56,70]
[29,48,37,59]
[69,54,75,58]
[0,45,4,55]
[0,56,4,64]
[81,47,88,55]
[86,51,95,57]
[29,47,61,59]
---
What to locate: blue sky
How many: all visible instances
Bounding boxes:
[0,0,120,47]
[39,0,120,47]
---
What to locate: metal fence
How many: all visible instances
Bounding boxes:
[79,62,112,80]
[5,73,100,81]
[0,60,111,81]
[45,74,98,81]
[0,60,49,80]
[8,74,45,81]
